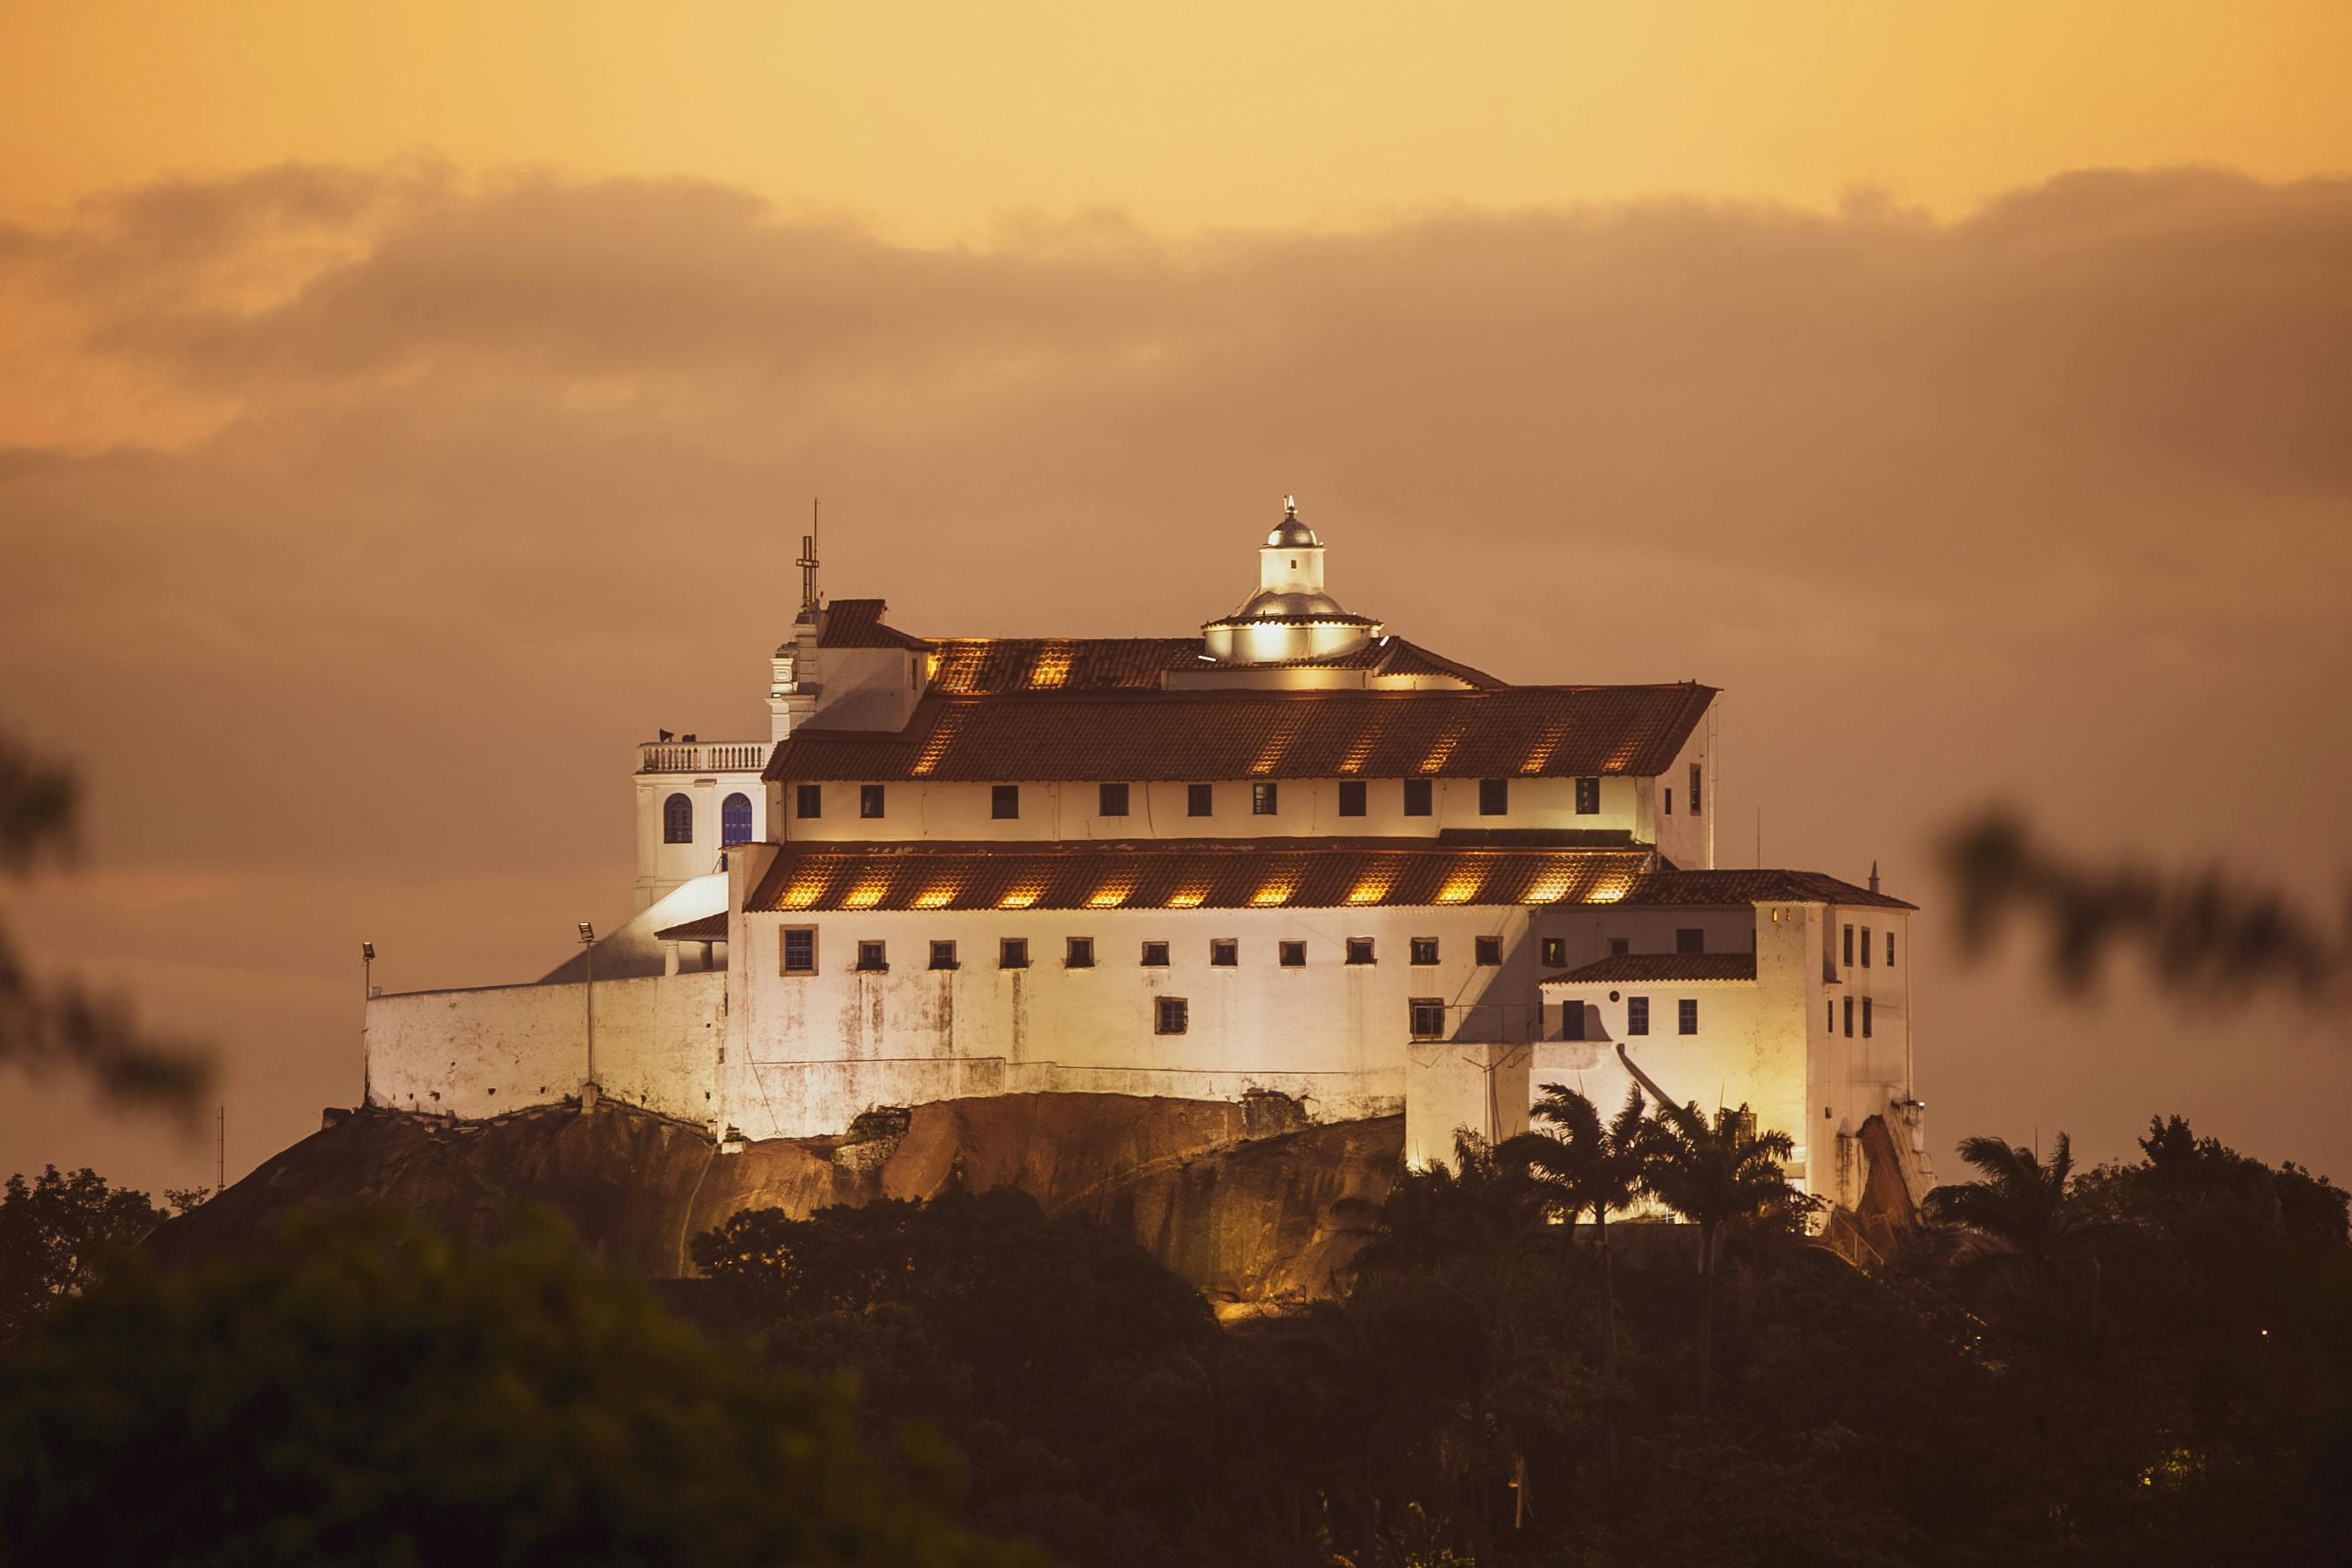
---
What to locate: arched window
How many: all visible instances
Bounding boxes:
[663,793,693,844]
[720,791,753,846]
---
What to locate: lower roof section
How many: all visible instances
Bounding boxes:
[1619,868,1916,910]
[745,839,1655,914]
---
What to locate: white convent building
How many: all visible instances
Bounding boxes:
[366,502,1934,1212]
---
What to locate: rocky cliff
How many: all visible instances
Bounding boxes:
[149,1094,1404,1306]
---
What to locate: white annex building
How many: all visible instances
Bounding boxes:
[366,503,1935,1213]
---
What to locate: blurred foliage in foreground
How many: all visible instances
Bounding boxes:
[0,734,210,1114]
[1943,809,2351,999]
[0,1207,1042,1567]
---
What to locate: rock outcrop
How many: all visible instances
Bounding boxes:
[149,1094,1404,1305]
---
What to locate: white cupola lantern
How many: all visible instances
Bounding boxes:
[1202,497,1382,664]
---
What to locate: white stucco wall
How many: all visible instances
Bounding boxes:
[635,767,767,911]
[367,970,726,1123]
[769,774,1651,846]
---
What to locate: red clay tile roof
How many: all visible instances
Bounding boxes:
[767,685,1715,783]
[1546,953,1761,983]
[818,599,931,650]
[1619,869,1916,910]
[927,638,1202,694]
[744,840,1652,913]
[653,912,730,942]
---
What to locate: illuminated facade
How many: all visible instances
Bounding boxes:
[366,503,1933,1212]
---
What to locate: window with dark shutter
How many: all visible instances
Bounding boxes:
[1345,937,1376,965]
[1278,940,1306,968]
[855,941,888,972]
[1862,997,1874,1037]
[1155,997,1188,1035]
[929,940,958,970]
[795,783,822,820]
[1140,940,1171,967]
[1560,1001,1585,1040]
[1251,782,1279,816]
[1474,936,1502,965]
[1065,937,1095,969]
[991,784,1020,820]
[1210,939,1238,967]
[1187,783,1213,817]
[1098,782,1129,817]
[1575,777,1600,814]
[1541,936,1566,967]
[1689,762,1703,815]
[1843,996,1854,1037]
[1676,928,1705,954]
[1861,926,1872,968]
[1678,998,1698,1035]
[1477,779,1508,816]
[1338,780,1367,817]
[1402,778,1434,816]
[1000,937,1030,970]
[860,784,886,819]
[1409,998,1446,1039]
[1842,924,1855,966]
[1409,937,1439,966]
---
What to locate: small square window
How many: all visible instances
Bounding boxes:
[1344,936,1376,965]
[991,784,1021,820]
[1251,782,1279,816]
[1210,938,1239,968]
[1540,936,1566,967]
[1608,936,1630,956]
[1676,928,1705,955]
[1000,937,1030,970]
[795,783,822,819]
[1098,782,1130,818]
[1409,937,1439,966]
[1278,940,1307,968]
[1861,926,1873,968]
[781,927,817,975]
[1627,997,1650,1035]
[929,940,958,970]
[1575,777,1600,815]
[1409,997,1446,1040]
[1337,780,1367,817]
[860,783,886,819]
[1402,778,1434,816]
[1862,997,1874,1037]
[1477,778,1508,816]
[1474,935,1502,965]
[1561,1000,1585,1040]
[1155,996,1189,1035]
[1066,936,1095,969]
[1140,940,1171,967]
[1187,783,1213,817]
[855,940,888,972]
[1689,762,1703,816]
[1678,997,1698,1035]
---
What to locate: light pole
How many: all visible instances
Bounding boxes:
[360,941,375,1107]
[578,922,598,1108]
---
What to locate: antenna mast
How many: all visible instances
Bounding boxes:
[796,497,821,618]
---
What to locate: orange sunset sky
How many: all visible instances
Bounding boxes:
[3,2,2349,1195]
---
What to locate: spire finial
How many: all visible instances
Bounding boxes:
[1283,493,1297,518]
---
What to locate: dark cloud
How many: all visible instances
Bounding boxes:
[2,162,2346,1194]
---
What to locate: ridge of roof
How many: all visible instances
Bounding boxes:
[652,911,730,943]
[818,598,931,650]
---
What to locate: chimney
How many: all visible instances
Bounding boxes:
[1868,861,1881,896]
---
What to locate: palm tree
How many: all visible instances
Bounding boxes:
[1924,1132,2108,1351]
[1636,1099,1804,1410]
[1501,1083,1646,1485]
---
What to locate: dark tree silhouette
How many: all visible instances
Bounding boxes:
[0,1166,164,1337]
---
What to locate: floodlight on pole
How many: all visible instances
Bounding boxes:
[360,940,375,1107]
[578,921,598,1108]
